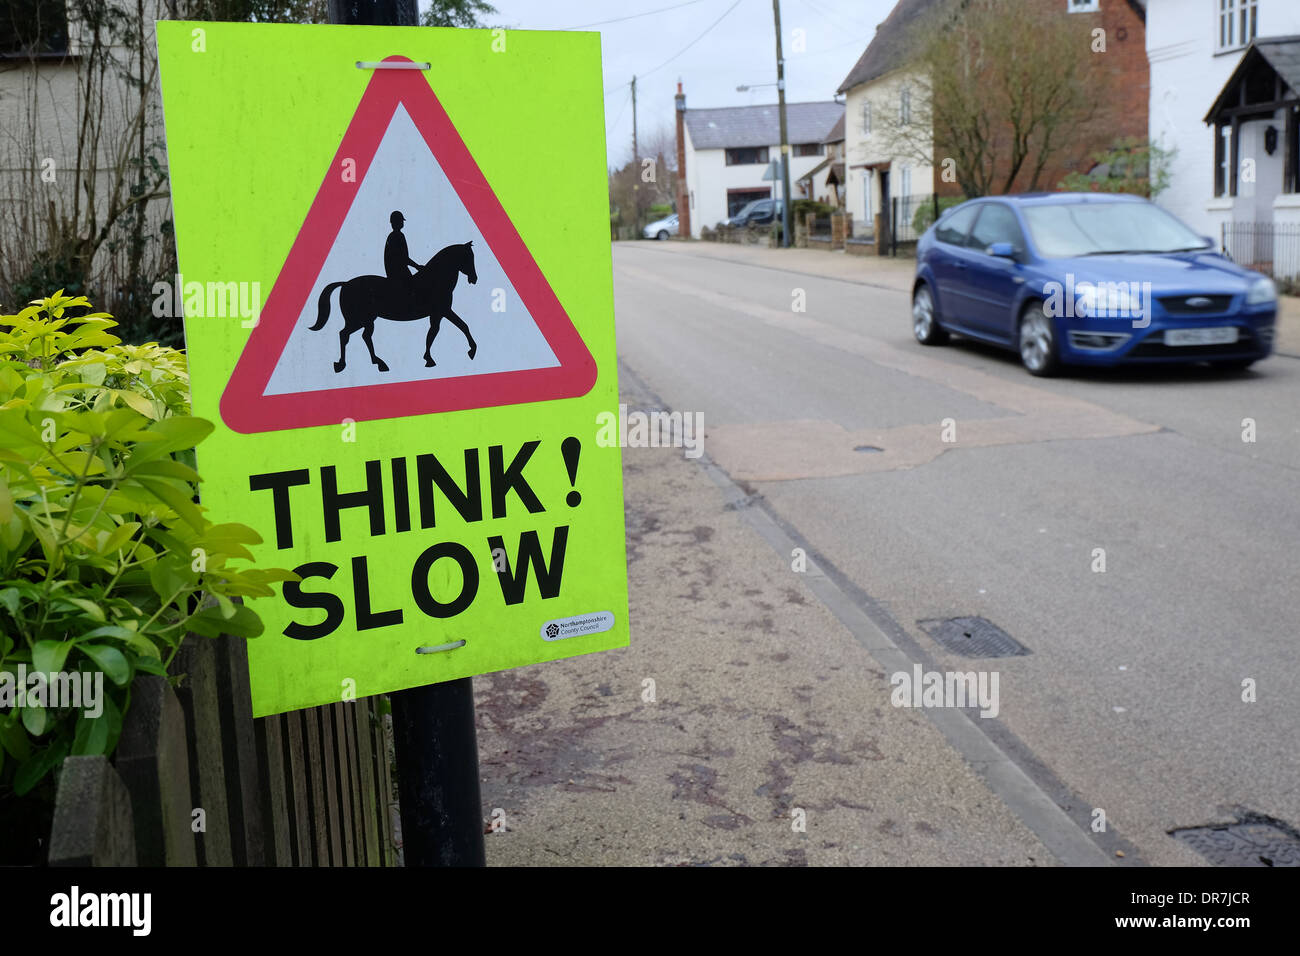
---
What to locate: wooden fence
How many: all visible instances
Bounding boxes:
[45,633,399,866]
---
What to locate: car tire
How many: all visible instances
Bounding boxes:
[1210,358,1256,372]
[912,283,948,345]
[1018,301,1060,377]
[657,230,668,240]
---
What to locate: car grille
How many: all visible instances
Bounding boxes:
[1157,294,1233,315]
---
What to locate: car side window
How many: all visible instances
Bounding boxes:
[936,204,980,246]
[967,203,1024,253]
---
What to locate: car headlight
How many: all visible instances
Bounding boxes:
[1246,277,1277,305]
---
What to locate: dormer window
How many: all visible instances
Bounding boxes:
[1217,0,1258,53]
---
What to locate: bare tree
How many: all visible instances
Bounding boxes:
[638,120,678,201]
[871,0,1109,198]
[0,2,173,338]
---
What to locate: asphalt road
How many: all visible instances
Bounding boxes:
[608,240,1300,866]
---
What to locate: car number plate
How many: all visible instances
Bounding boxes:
[1166,327,1239,346]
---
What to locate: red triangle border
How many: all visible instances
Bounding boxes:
[219,55,598,435]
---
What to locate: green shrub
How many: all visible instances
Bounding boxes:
[1057,137,1174,199]
[791,199,834,221]
[913,195,966,234]
[0,292,293,851]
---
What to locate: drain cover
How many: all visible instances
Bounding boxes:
[1171,814,1300,867]
[918,617,1030,658]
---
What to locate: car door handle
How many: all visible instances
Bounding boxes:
[954,261,967,269]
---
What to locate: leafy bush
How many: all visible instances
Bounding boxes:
[791,199,834,221]
[1057,137,1174,199]
[913,195,966,234]
[0,292,292,853]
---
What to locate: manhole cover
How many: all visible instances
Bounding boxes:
[918,617,1030,658]
[1171,813,1300,866]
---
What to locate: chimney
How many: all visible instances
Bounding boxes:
[675,81,691,238]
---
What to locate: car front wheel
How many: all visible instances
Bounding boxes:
[657,230,669,240]
[913,284,948,345]
[1019,302,1060,376]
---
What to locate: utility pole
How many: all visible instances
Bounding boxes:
[328,0,486,869]
[772,0,792,248]
[327,0,417,23]
[631,75,640,236]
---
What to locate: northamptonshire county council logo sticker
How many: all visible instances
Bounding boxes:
[541,612,615,641]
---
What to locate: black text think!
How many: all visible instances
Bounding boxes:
[249,440,579,639]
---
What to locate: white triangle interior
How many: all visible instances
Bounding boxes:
[263,104,560,398]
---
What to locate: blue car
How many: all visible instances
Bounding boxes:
[912,193,1277,376]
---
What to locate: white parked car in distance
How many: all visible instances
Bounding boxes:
[643,213,678,240]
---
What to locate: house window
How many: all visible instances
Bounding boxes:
[1217,125,1233,197]
[862,100,872,135]
[1,0,70,55]
[900,87,911,126]
[1218,0,1258,52]
[793,143,823,157]
[725,147,770,166]
[1067,0,1099,12]
[727,188,771,217]
[900,165,912,199]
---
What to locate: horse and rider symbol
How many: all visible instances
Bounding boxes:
[310,210,479,373]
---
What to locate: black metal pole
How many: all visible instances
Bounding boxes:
[328,0,418,24]
[389,679,485,866]
[327,0,486,868]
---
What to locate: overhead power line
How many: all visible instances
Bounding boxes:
[564,0,706,31]
[640,0,745,79]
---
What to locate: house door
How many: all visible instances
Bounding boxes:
[880,170,891,238]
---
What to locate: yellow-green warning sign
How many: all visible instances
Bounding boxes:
[157,22,629,716]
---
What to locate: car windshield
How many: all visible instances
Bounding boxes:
[1020,201,1206,258]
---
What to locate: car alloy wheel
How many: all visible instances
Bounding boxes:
[912,284,947,345]
[1019,303,1059,376]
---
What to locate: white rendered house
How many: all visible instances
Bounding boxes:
[677,94,844,237]
[1148,0,1300,275]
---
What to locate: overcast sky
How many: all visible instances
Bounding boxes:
[418,0,898,169]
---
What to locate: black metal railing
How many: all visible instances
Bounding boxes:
[1220,221,1300,281]
[890,193,939,255]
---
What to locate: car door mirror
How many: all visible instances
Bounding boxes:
[988,241,1016,259]
[1198,235,1217,250]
